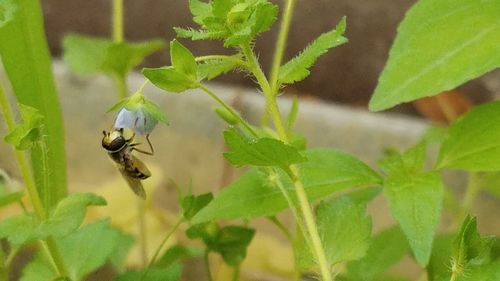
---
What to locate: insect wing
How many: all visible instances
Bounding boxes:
[129,155,152,178]
[118,168,147,199]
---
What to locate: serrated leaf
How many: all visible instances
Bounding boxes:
[197,57,240,80]
[174,27,227,40]
[452,215,496,271]
[310,195,372,267]
[40,193,106,238]
[170,40,197,78]
[223,129,306,168]
[279,17,347,84]
[143,67,198,93]
[369,0,500,111]
[63,34,165,77]
[0,0,16,28]
[188,0,212,25]
[115,264,182,281]
[182,192,213,220]
[0,191,23,208]
[21,220,134,281]
[382,146,443,266]
[437,101,500,170]
[4,104,43,150]
[346,226,409,281]
[249,1,278,34]
[192,148,382,223]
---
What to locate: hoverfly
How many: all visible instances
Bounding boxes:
[101,128,154,199]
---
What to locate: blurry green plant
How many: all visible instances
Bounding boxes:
[0,0,499,281]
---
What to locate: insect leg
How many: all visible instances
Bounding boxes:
[131,134,154,155]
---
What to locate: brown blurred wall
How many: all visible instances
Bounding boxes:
[41,0,491,112]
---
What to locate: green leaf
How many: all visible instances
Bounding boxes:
[40,193,107,238]
[0,214,39,245]
[143,67,199,93]
[346,226,409,281]
[188,223,255,266]
[156,245,204,268]
[63,34,166,77]
[369,0,500,111]
[4,104,43,150]
[181,192,214,220]
[307,195,372,267]
[170,40,197,78]
[437,101,500,170]
[188,0,212,25]
[192,148,382,223]
[0,191,23,208]
[0,0,67,209]
[451,215,496,272]
[381,143,444,266]
[249,1,278,34]
[115,264,182,281]
[0,0,16,28]
[457,260,500,281]
[427,234,454,281]
[279,17,347,84]
[21,220,134,281]
[197,57,241,80]
[223,129,306,168]
[102,39,166,77]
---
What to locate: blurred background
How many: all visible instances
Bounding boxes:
[40,0,500,115]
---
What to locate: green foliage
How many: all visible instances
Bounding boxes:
[369,0,500,111]
[4,104,43,150]
[156,245,204,268]
[0,193,106,245]
[192,148,382,223]
[170,40,197,79]
[300,194,372,269]
[187,223,255,266]
[278,17,347,85]
[0,0,67,209]
[115,264,182,281]
[380,143,443,266]
[181,192,214,220]
[63,34,166,78]
[177,0,278,47]
[345,226,409,281]
[197,56,242,80]
[0,191,23,208]
[21,219,134,281]
[223,128,306,168]
[437,101,500,171]
[427,234,454,281]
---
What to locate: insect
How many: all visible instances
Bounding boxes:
[101,128,154,199]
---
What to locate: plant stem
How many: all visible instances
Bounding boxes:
[231,265,240,281]
[463,172,480,214]
[285,166,332,281]
[112,0,124,43]
[113,75,128,100]
[138,198,148,267]
[0,83,46,220]
[45,238,69,278]
[148,217,184,267]
[204,250,214,281]
[269,0,296,94]
[242,40,332,281]
[198,83,258,137]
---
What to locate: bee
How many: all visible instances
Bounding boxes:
[101,128,154,199]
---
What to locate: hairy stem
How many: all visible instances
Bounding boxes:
[269,0,296,94]
[149,217,184,267]
[198,83,258,137]
[0,82,69,278]
[242,41,332,281]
